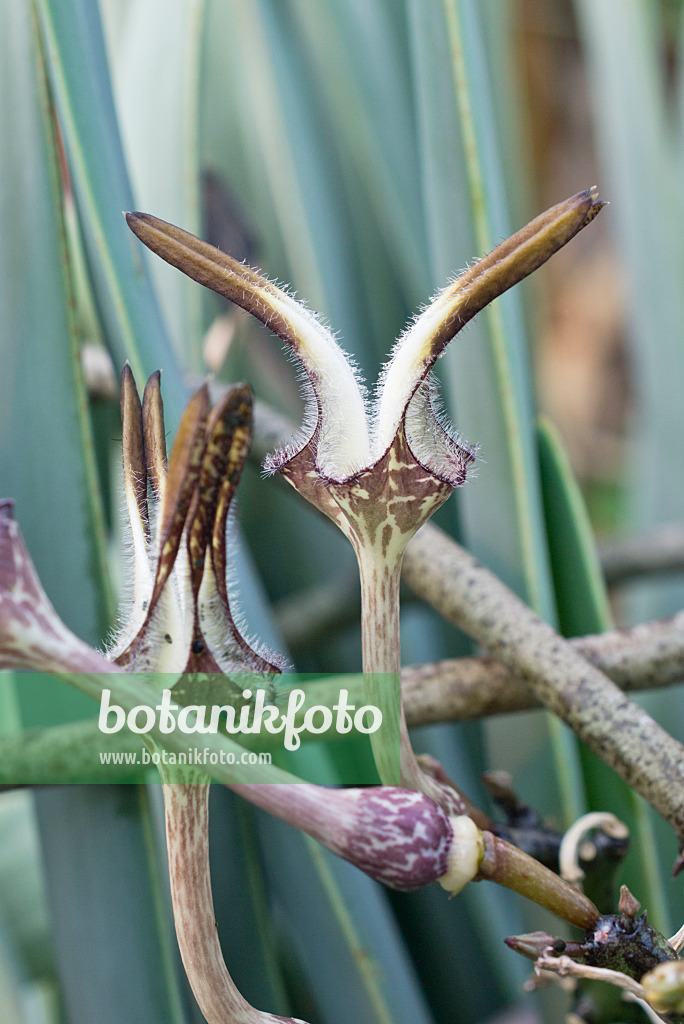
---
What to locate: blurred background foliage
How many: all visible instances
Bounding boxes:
[1,0,684,1022]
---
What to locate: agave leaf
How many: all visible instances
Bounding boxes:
[537,417,613,638]
[0,0,110,726]
[575,0,684,620]
[575,0,684,932]
[104,0,206,369]
[256,816,438,1024]
[34,0,187,429]
[538,417,671,929]
[408,0,556,617]
[285,0,430,304]
[34,786,188,1024]
[0,8,194,1022]
[408,0,590,849]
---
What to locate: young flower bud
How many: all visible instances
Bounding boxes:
[230,782,480,892]
[642,960,684,1016]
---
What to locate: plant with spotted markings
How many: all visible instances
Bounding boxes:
[126,188,604,816]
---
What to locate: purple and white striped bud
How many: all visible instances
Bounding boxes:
[232,781,601,925]
[230,782,484,893]
[346,790,483,893]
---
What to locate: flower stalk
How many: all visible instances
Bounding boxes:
[162,770,306,1024]
[476,830,598,930]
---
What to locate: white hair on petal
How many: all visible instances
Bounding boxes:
[252,277,372,478]
[263,341,372,481]
[403,375,478,487]
[262,354,321,476]
[213,504,290,675]
[104,477,154,660]
[104,476,190,675]
[373,266,477,458]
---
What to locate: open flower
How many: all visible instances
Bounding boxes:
[126,189,605,809]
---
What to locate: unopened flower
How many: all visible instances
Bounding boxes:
[126,189,605,810]
[642,960,684,1016]
[111,365,282,680]
[231,780,482,893]
[0,370,280,687]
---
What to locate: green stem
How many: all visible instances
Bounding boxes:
[355,544,473,818]
[478,831,599,930]
[443,0,546,616]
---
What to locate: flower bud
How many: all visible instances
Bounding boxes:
[642,961,684,1015]
[231,783,482,892]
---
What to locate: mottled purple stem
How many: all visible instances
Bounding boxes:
[162,773,301,1024]
[356,546,471,817]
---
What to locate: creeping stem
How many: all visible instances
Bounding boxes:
[403,523,684,854]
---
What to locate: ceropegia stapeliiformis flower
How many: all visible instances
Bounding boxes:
[1,364,602,1023]
[0,464,601,919]
[0,371,296,1024]
[126,188,605,815]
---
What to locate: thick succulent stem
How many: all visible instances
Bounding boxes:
[401,610,684,722]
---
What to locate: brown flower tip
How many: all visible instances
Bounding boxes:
[142,370,167,500]
[503,931,559,960]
